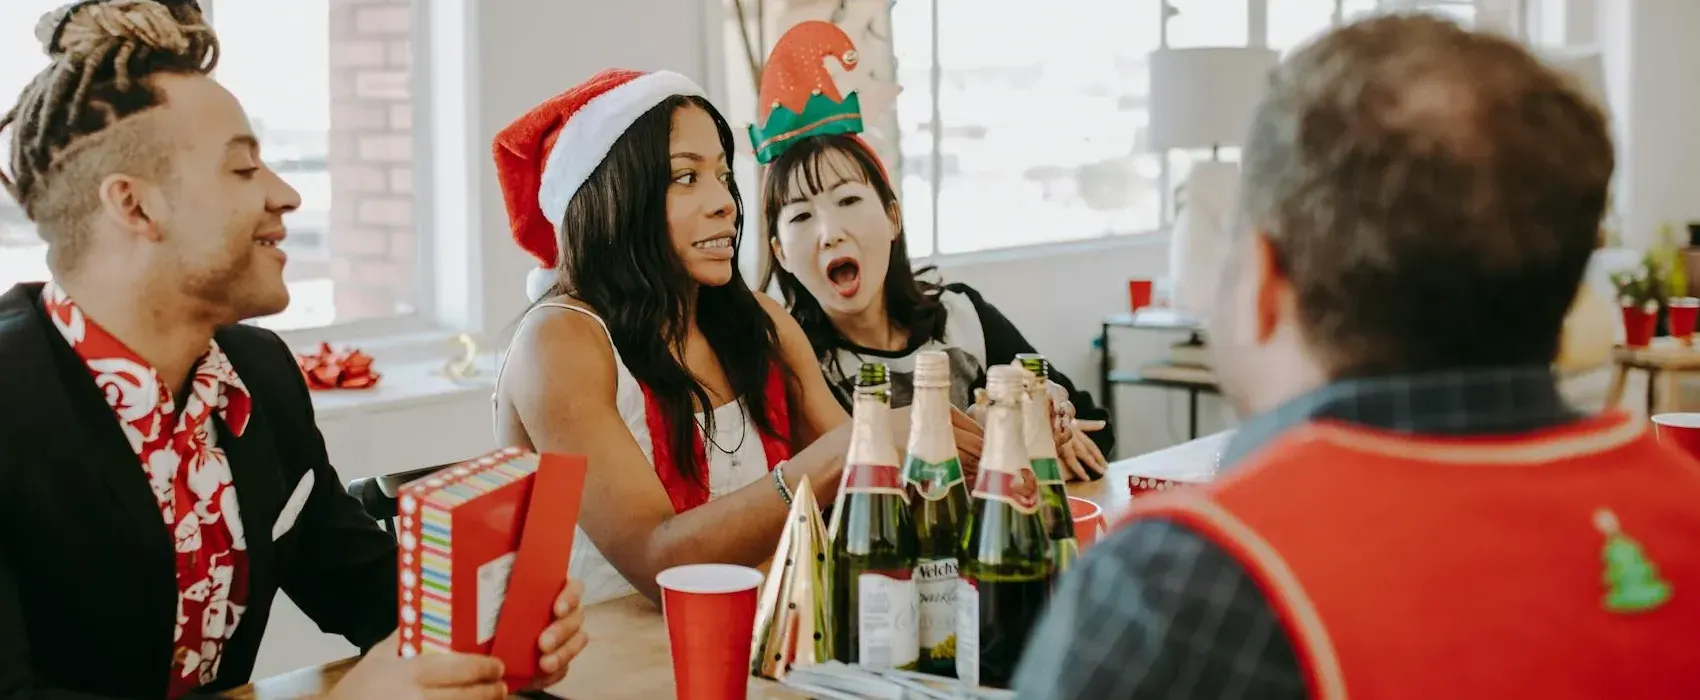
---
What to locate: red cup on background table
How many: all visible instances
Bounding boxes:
[1069,497,1107,549]
[1670,297,1700,345]
[1128,279,1153,312]
[1622,303,1658,348]
[1653,413,1700,460]
[656,564,764,700]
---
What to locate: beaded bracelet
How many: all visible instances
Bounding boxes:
[772,461,794,506]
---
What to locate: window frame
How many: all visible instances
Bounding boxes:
[877,0,1511,263]
[0,0,455,353]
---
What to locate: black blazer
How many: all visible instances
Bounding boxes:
[0,283,399,699]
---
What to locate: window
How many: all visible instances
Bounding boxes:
[879,0,1501,256]
[905,0,1166,256]
[0,0,422,333]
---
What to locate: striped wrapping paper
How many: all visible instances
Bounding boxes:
[396,448,542,658]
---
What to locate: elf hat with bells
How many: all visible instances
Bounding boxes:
[748,19,888,183]
[494,68,708,302]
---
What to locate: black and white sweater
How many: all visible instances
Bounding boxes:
[816,283,1115,458]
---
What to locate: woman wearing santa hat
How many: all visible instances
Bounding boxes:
[753,22,1115,480]
[489,68,982,605]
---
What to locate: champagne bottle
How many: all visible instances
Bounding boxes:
[828,362,921,670]
[903,350,970,676]
[956,364,1053,689]
[1014,353,1080,575]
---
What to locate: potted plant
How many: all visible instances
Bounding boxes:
[1612,253,1664,348]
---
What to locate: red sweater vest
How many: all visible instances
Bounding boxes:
[1118,412,1700,699]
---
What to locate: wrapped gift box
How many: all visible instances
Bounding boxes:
[1127,474,1210,498]
[395,447,587,691]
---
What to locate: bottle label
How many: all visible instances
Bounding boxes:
[857,571,920,669]
[1030,457,1064,485]
[915,557,958,660]
[971,467,1042,514]
[845,463,909,500]
[955,577,979,687]
[904,456,965,501]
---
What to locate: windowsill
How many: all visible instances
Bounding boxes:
[916,229,1171,269]
[308,352,500,421]
[295,230,1175,422]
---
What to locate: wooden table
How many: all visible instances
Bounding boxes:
[229,431,1231,699]
[1606,342,1700,414]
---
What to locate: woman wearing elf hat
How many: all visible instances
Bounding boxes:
[754,21,1115,480]
[490,68,982,605]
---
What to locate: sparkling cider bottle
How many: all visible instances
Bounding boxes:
[828,362,920,670]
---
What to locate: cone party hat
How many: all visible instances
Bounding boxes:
[749,475,835,680]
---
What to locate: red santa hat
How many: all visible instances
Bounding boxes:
[493,68,707,301]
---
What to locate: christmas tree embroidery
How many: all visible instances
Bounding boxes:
[1594,508,1672,614]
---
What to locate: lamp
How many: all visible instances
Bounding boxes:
[1147,47,1279,319]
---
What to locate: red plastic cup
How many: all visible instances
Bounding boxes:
[1069,497,1107,550]
[1653,413,1700,460]
[1623,304,1657,348]
[656,564,764,700]
[1128,279,1153,312]
[1670,297,1699,345]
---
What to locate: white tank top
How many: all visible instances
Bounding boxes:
[495,302,770,604]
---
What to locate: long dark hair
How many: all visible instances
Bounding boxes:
[536,95,787,482]
[762,134,945,356]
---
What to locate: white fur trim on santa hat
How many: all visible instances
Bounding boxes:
[538,70,706,228]
[526,266,558,303]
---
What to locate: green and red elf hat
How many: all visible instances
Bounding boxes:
[748,20,889,183]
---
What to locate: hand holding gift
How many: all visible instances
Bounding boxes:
[325,631,505,700]
[527,578,590,689]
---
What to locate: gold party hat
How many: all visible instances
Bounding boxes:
[750,476,835,680]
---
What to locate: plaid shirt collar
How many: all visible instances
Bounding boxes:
[1220,365,1582,469]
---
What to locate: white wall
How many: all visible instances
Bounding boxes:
[1597,0,1700,249]
[934,237,1237,455]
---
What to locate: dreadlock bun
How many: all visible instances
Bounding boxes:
[38,0,216,71]
[0,0,221,254]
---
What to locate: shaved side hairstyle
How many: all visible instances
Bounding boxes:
[0,0,218,272]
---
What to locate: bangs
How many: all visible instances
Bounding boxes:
[772,138,877,204]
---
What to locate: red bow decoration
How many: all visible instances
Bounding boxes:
[296,342,381,390]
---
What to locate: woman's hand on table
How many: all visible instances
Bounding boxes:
[1043,380,1109,481]
[528,577,590,689]
[1059,419,1109,481]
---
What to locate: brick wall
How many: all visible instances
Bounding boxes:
[326,0,416,322]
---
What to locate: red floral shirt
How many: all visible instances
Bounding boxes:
[44,282,254,697]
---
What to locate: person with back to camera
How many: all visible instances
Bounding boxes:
[1016,13,1700,699]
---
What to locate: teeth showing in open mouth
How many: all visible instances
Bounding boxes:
[694,237,732,250]
[254,239,279,247]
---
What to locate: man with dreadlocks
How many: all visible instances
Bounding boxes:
[0,2,585,698]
